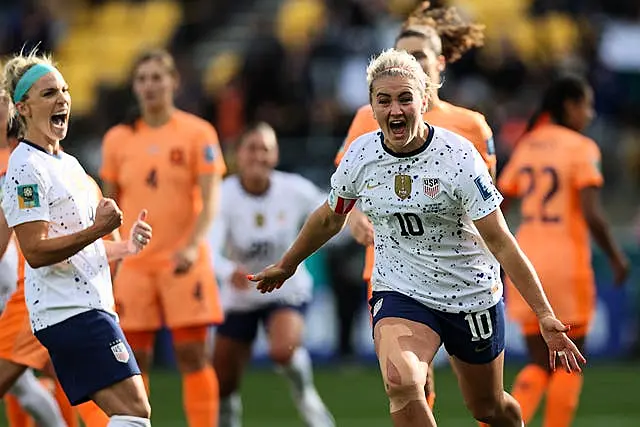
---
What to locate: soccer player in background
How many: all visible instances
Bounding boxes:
[498,74,629,427]
[101,49,226,427]
[336,0,494,408]
[250,48,585,427]
[1,51,153,426]
[208,122,335,427]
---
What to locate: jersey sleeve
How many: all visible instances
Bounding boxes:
[207,202,236,284]
[292,176,326,216]
[328,150,359,214]
[100,128,121,183]
[2,162,51,227]
[457,146,503,220]
[194,123,227,176]
[334,107,376,166]
[572,140,603,189]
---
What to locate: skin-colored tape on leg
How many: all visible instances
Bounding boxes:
[377,324,427,413]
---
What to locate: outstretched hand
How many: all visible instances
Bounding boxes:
[247,263,296,293]
[539,315,587,373]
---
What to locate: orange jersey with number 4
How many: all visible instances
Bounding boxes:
[100,111,227,270]
[498,123,603,325]
[336,100,495,284]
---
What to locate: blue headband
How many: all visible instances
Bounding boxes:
[13,63,58,103]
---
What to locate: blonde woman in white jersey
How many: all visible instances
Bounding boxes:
[0,102,67,427]
[1,51,153,427]
[249,49,586,427]
[208,122,335,427]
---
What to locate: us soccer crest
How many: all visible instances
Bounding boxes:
[110,340,130,363]
[394,174,412,200]
[423,178,440,199]
[255,213,265,227]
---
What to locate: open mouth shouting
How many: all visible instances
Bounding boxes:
[50,110,69,132]
[389,119,407,139]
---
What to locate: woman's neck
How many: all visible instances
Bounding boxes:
[240,175,270,196]
[142,105,175,128]
[388,123,429,154]
[23,130,60,154]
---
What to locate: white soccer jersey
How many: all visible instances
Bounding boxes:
[208,171,325,311]
[1,142,115,331]
[329,126,503,313]
[0,172,17,310]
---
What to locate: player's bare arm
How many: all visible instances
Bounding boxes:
[249,202,350,293]
[101,180,120,202]
[474,208,587,372]
[14,198,122,268]
[103,209,152,261]
[580,186,629,285]
[174,173,221,274]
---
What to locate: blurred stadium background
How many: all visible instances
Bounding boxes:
[1,0,639,425]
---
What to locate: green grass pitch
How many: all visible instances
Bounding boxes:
[1,362,638,426]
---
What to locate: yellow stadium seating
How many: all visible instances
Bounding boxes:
[54,1,182,116]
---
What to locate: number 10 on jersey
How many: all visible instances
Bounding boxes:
[393,212,424,236]
[464,310,493,341]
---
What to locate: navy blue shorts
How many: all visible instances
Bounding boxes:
[35,309,140,405]
[216,303,308,343]
[370,291,505,364]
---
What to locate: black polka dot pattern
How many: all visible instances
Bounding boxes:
[330,127,504,313]
[0,144,115,331]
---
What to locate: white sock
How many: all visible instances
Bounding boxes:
[108,415,151,426]
[219,392,242,427]
[9,370,66,427]
[278,347,314,399]
[278,347,335,427]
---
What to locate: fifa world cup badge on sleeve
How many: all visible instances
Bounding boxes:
[17,184,40,209]
[204,144,216,163]
[474,175,493,201]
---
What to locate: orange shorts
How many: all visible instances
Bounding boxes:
[520,319,589,339]
[114,253,223,332]
[0,288,49,370]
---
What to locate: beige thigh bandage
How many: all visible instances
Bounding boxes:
[377,323,428,413]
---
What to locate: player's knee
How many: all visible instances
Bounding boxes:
[174,343,207,373]
[269,344,295,365]
[386,381,425,413]
[466,394,520,423]
[383,361,426,412]
[466,397,500,423]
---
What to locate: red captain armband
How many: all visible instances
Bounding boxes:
[332,196,356,214]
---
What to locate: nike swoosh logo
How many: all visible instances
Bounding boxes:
[474,342,492,353]
[366,181,384,190]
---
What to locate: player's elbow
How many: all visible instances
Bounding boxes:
[22,250,47,269]
[317,204,347,234]
[584,209,604,234]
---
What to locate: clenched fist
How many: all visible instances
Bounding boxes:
[93,198,123,236]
